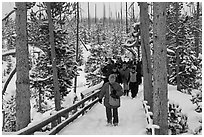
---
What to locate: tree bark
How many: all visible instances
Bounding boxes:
[46,2,61,111]
[103,3,106,28]
[88,2,90,31]
[74,2,79,94]
[15,2,31,130]
[175,2,181,91]
[195,2,199,57]
[153,2,168,135]
[121,2,123,26]
[140,2,153,111]
[126,2,128,34]
[95,4,97,24]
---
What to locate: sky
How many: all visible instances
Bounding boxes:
[1,2,139,20]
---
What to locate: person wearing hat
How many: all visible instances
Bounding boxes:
[98,74,124,126]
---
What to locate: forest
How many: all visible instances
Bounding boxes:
[2,2,202,135]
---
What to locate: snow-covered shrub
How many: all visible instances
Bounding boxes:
[168,102,188,135]
[2,96,16,132]
[193,118,202,135]
[85,45,106,86]
[190,89,202,113]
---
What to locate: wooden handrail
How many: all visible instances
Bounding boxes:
[48,98,99,135]
[14,87,102,135]
[143,100,160,135]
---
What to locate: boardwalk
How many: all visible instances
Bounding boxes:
[58,90,147,135]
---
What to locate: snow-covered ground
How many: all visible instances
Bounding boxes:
[54,84,201,135]
[58,86,147,135]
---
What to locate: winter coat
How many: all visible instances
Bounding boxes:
[130,71,137,83]
[111,70,122,84]
[119,68,130,84]
[99,82,123,108]
[101,63,114,78]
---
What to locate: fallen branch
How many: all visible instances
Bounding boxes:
[2,9,16,22]
[2,67,16,95]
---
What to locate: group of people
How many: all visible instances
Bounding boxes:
[98,57,142,126]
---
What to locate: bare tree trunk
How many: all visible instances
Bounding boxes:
[74,2,80,94]
[175,2,181,91]
[46,2,61,111]
[126,2,128,34]
[95,4,97,24]
[153,2,168,135]
[103,3,106,28]
[38,87,42,112]
[195,2,200,57]
[15,2,30,130]
[132,3,135,22]
[121,2,123,27]
[140,2,153,111]
[88,2,90,31]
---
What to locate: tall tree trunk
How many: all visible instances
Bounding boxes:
[195,2,199,57]
[46,2,61,111]
[140,2,153,111]
[153,2,168,135]
[126,2,128,34]
[95,4,97,24]
[103,3,106,28]
[120,2,123,27]
[80,3,83,23]
[38,87,42,112]
[15,2,30,130]
[88,2,90,31]
[74,2,80,94]
[175,2,181,91]
[132,3,135,22]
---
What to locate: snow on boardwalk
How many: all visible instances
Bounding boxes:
[58,95,147,135]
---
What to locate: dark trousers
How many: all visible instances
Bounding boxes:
[106,107,119,124]
[129,82,138,98]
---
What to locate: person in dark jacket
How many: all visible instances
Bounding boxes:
[101,58,115,84]
[119,63,130,96]
[136,61,142,85]
[98,74,124,126]
[129,66,138,98]
[111,65,122,84]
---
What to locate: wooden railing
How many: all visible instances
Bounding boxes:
[142,100,160,135]
[14,86,102,135]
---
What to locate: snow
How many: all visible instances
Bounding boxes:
[168,85,202,134]
[58,88,147,135]
[52,84,201,135]
[3,72,16,101]
[2,42,202,135]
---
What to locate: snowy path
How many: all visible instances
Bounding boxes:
[58,92,147,135]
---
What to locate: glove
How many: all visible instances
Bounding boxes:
[99,99,102,104]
